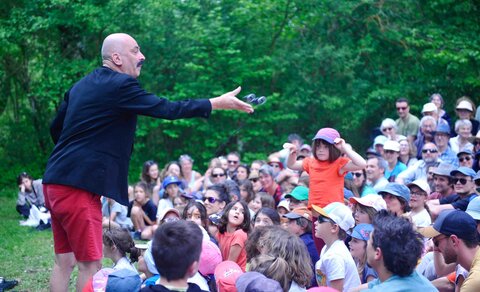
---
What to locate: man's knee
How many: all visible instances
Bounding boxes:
[55,253,76,271]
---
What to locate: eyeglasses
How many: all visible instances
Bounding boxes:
[352,172,363,178]
[317,216,333,224]
[204,196,219,204]
[396,106,407,111]
[250,178,259,183]
[212,173,225,178]
[228,160,239,164]
[452,177,471,185]
[410,191,426,196]
[459,156,472,162]
[433,235,448,247]
[422,149,438,154]
[384,150,397,154]
[382,127,393,132]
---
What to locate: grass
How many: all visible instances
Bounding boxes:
[0,187,123,291]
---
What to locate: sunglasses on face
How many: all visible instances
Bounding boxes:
[384,150,397,154]
[422,149,438,154]
[317,216,333,224]
[204,196,219,204]
[459,156,472,162]
[433,235,448,247]
[212,173,225,178]
[250,178,259,183]
[352,172,363,178]
[396,107,407,111]
[452,177,471,185]
[228,160,239,164]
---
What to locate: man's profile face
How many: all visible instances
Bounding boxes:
[396,102,409,119]
[366,158,382,181]
[366,230,377,268]
[119,36,145,78]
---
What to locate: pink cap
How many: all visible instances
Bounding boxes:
[215,261,244,292]
[349,194,386,211]
[312,128,340,144]
[198,240,222,275]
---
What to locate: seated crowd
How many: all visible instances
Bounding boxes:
[16,94,480,292]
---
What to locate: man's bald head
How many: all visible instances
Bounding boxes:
[101,33,145,78]
[101,33,132,61]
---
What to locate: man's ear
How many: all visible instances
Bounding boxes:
[374,247,382,261]
[111,52,122,65]
[186,260,199,278]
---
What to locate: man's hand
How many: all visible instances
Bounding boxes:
[210,87,254,113]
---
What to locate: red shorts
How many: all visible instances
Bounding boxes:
[44,184,102,261]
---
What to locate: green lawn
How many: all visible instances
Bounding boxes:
[0,188,123,291]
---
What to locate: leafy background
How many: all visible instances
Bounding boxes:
[1,0,479,190]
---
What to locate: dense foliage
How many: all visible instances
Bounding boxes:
[1,0,479,188]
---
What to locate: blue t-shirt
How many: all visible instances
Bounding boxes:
[363,271,437,291]
[384,161,407,182]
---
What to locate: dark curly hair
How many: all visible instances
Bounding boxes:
[206,183,230,205]
[371,210,423,276]
[218,201,251,234]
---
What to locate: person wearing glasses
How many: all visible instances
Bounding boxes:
[419,210,480,292]
[458,150,474,168]
[226,152,241,179]
[434,123,459,167]
[380,118,405,142]
[428,167,479,218]
[382,140,407,182]
[397,142,441,184]
[414,116,438,159]
[395,97,420,144]
[203,184,230,216]
[406,179,432,228]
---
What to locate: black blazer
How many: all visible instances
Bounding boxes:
[43,67,211,205]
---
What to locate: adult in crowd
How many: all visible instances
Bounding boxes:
[258,164,283,205]
[396,142,441,184]
[428,163,455,200]
[285,185,309,210]
[351,169,377,197]
[429,93,451,126]
[42,33,253,291]
[414,116,437,159]
[351,210,435,291]
[458,150,474,168]
[434,123,458,167]
[372,135,387,156]
[428,167,478,217]
[398,138,418,167]
[382,140,406,182]
[450,119,474,154]
[378,183,410,216]
[248,170,262,193]
[421,102,448,129]
[226,152,241,179]
[235,163,250,182]
[204,184,230,217]
[366,157,388,193]
[420,210,480,291]
[453,97,479,136]
[380,118,405,142]
[16,172,45,218]
[395,97,420,144]
[178,154,202,194]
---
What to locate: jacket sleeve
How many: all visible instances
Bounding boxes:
[50,90,71,144]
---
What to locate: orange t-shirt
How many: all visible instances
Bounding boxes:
[217,229,248,271]
[302,156,349,208]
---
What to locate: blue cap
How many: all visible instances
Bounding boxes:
[435,122,451,135]
[162,175,181,189]
[457,149,473,157]
[378,183,411,202]
[419,210,477,242]
[466,197,480,220]
[475,170,480,182]
[450,167,476,178]
[351,223,374,241]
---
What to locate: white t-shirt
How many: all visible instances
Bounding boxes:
[114,257,138,273]
[409,209,432,228]
[156,199,174,219]
[315,240,361,292]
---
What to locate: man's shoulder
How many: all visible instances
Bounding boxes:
[407,113,420,123]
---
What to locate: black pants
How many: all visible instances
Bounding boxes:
[16,204,30,218]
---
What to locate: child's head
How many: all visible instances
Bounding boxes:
[349,195,386,225]
[103,227,141,263]
[182,200,209,230]
[253,207,281,227]
[142,160,159,183]
[134,181,150,203]
[349,223,373,263]
[158,208,180,225]
[312,128,342,162]
[313,202,355,241]
[238,179,255,203]
[152,220,203,281]
[249,255,290,291]
[219,201,251,234]
[163,176,182,198]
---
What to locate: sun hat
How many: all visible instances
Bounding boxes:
[456,100,473,111]
[284,186,309,201]
[422,102,437,113]
[351,223,374,241]
[431,162,455,177]
[373,135,387,146]
[407,179,431,195]
[419,209,477,241]
[283,207,313,221]
[378,183,411,202]
[349,194,386,211]
[383,140,400,152]
[434,122,451,135]
[312,128,340,144]
[312,202,355,232]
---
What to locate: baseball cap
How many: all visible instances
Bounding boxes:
[162,175,182,189]
[422,102,437,113]
[235,272,282,292]
[466,197,480,220]
[312,128,340,144]
[277,200,290,212]
[432,162,455,177]
[284,186,309,201]
[457,149,473,157]
[378,183,411,202]
[365,147,380,157]
[456,100,473,111]
[300,144,312,152]
[383,140,400,152]
[198,240,222,276]
[373,135,387,146]
[312,202,355,232]
[450,167,476,178]
[351,223,374,241]
[475,170,480,182]
[157,208,180,222]
[419,210,477,241]
[283,207,313,221]
[434,123,451,135]
[349,194,386,211]
[215,261,244,292]
[248,171,259,180]
[407,179,431,195]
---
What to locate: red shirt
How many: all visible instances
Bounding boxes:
[217,229,248,271]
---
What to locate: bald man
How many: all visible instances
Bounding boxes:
[42,33,252,292]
